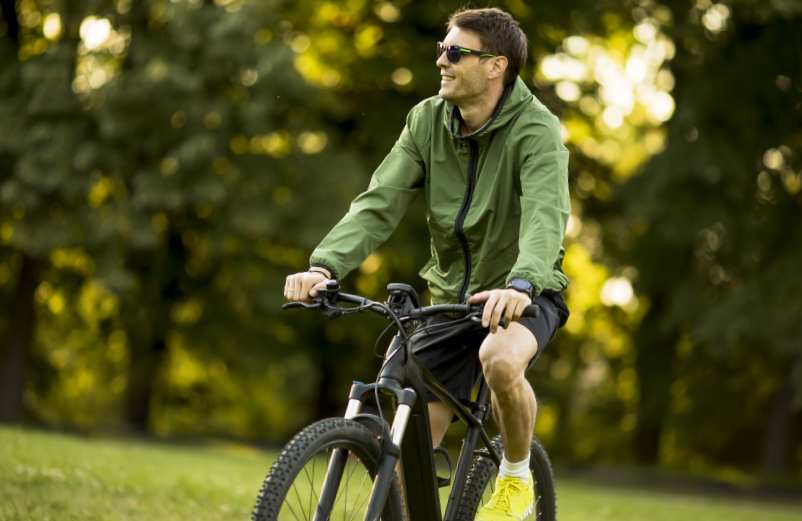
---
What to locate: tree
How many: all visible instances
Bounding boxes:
[0,0,94,422]
[613,0,802,471]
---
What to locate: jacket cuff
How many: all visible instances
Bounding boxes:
[309,259,339,280]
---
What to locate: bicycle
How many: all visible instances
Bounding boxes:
[252,281,557,521]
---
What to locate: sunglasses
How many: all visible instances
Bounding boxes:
[436,41,497,64]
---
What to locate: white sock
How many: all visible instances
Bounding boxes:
[498,453,530,480]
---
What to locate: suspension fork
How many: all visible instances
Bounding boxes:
[315,379,417,521]
[313,390,365,521]
[313,335,404,521]
[362,387,417,521]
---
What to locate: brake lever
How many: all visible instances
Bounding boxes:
[281,300,322,311]
[281,298,346,319]
[281,280,345,317]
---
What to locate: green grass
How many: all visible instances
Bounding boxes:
[1,425,800,521]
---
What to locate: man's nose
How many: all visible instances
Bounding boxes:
[436,49,449,68]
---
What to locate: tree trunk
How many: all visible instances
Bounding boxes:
[123,229,186,432]
[314,352,345,419]
[633,294,677,464]
[0,0,29,423]
[0,255,39,422]
[0,0,19,44]
[761,369,794,474]
[124,317,167,433]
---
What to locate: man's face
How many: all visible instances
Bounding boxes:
[437,27,491,103]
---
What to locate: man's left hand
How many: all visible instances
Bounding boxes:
[468,289,532,334]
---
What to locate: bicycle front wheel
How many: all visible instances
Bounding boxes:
[252,417,407,521]
[454,435,556,521]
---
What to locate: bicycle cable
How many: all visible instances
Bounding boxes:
[372,320,398,359]
[368,301,426,427]
[370,309,479,428]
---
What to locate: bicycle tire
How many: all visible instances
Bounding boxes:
[252,417,408,521]
[454,434,556,521]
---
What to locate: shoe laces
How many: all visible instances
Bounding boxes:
[486,476,528,510]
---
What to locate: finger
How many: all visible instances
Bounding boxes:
[310,273,332,296]
[482,292,499,327]
[293,276,302,301]
[309,280,327,297]
[512,300,527,322]
[512,299,527,321]
[468,291,489,303]
[300,277,313,302]
[504,297,517,326]
[285,275,295,299]
[490,296,507,333]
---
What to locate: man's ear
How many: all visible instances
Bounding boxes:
[487,55,508,81]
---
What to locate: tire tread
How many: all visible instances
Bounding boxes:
[252,417,407,521]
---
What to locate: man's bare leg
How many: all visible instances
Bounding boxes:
[490,377,537,461]
[479,322,539,461]
[395,401,450,494]
[428,400,452,448]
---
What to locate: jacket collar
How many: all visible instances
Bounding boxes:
[443,76,532,140]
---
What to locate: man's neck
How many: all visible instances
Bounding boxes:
[457,82,505,135]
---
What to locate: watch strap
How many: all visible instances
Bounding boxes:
[506,278,534,299]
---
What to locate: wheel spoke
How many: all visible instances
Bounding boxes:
[310,454,321,512]
[302,458,316,516]
[343,454,359,519]
[349,470,372,520]
[254,420,403,521]
[290,477,308,519]
[343,455,363,520]
[281,491,304,521]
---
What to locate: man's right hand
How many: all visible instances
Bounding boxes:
[284,271,332,302]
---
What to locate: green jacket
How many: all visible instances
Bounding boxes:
[310,77,570,304]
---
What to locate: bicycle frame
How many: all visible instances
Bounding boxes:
[281,282,539,521]
[330,330,502,521]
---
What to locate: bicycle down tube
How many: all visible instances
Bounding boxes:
[331,340,500,521]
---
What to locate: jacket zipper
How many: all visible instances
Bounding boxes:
[454,140,479,303]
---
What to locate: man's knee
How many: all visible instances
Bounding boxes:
[479,335,528,392]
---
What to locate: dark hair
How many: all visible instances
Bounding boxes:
[447,7,528,85]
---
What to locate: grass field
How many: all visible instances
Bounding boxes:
[1,425,800,521]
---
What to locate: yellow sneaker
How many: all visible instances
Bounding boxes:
[475,475,534,521]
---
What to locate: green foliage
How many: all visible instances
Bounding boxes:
[0,0,800,479]
[607,1,802,471]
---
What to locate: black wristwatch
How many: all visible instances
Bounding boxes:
[506,278,534,299]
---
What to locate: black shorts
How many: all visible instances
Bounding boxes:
[410,290,569,404]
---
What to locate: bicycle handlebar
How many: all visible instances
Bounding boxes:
[406,302,539,319]
[280,285,540,325]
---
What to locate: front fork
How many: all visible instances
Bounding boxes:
[313,398,366,521]
[314,383,416,521]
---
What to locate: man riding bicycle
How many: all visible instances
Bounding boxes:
[284,7,570,521]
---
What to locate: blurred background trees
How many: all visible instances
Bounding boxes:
[1,0,800,481]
